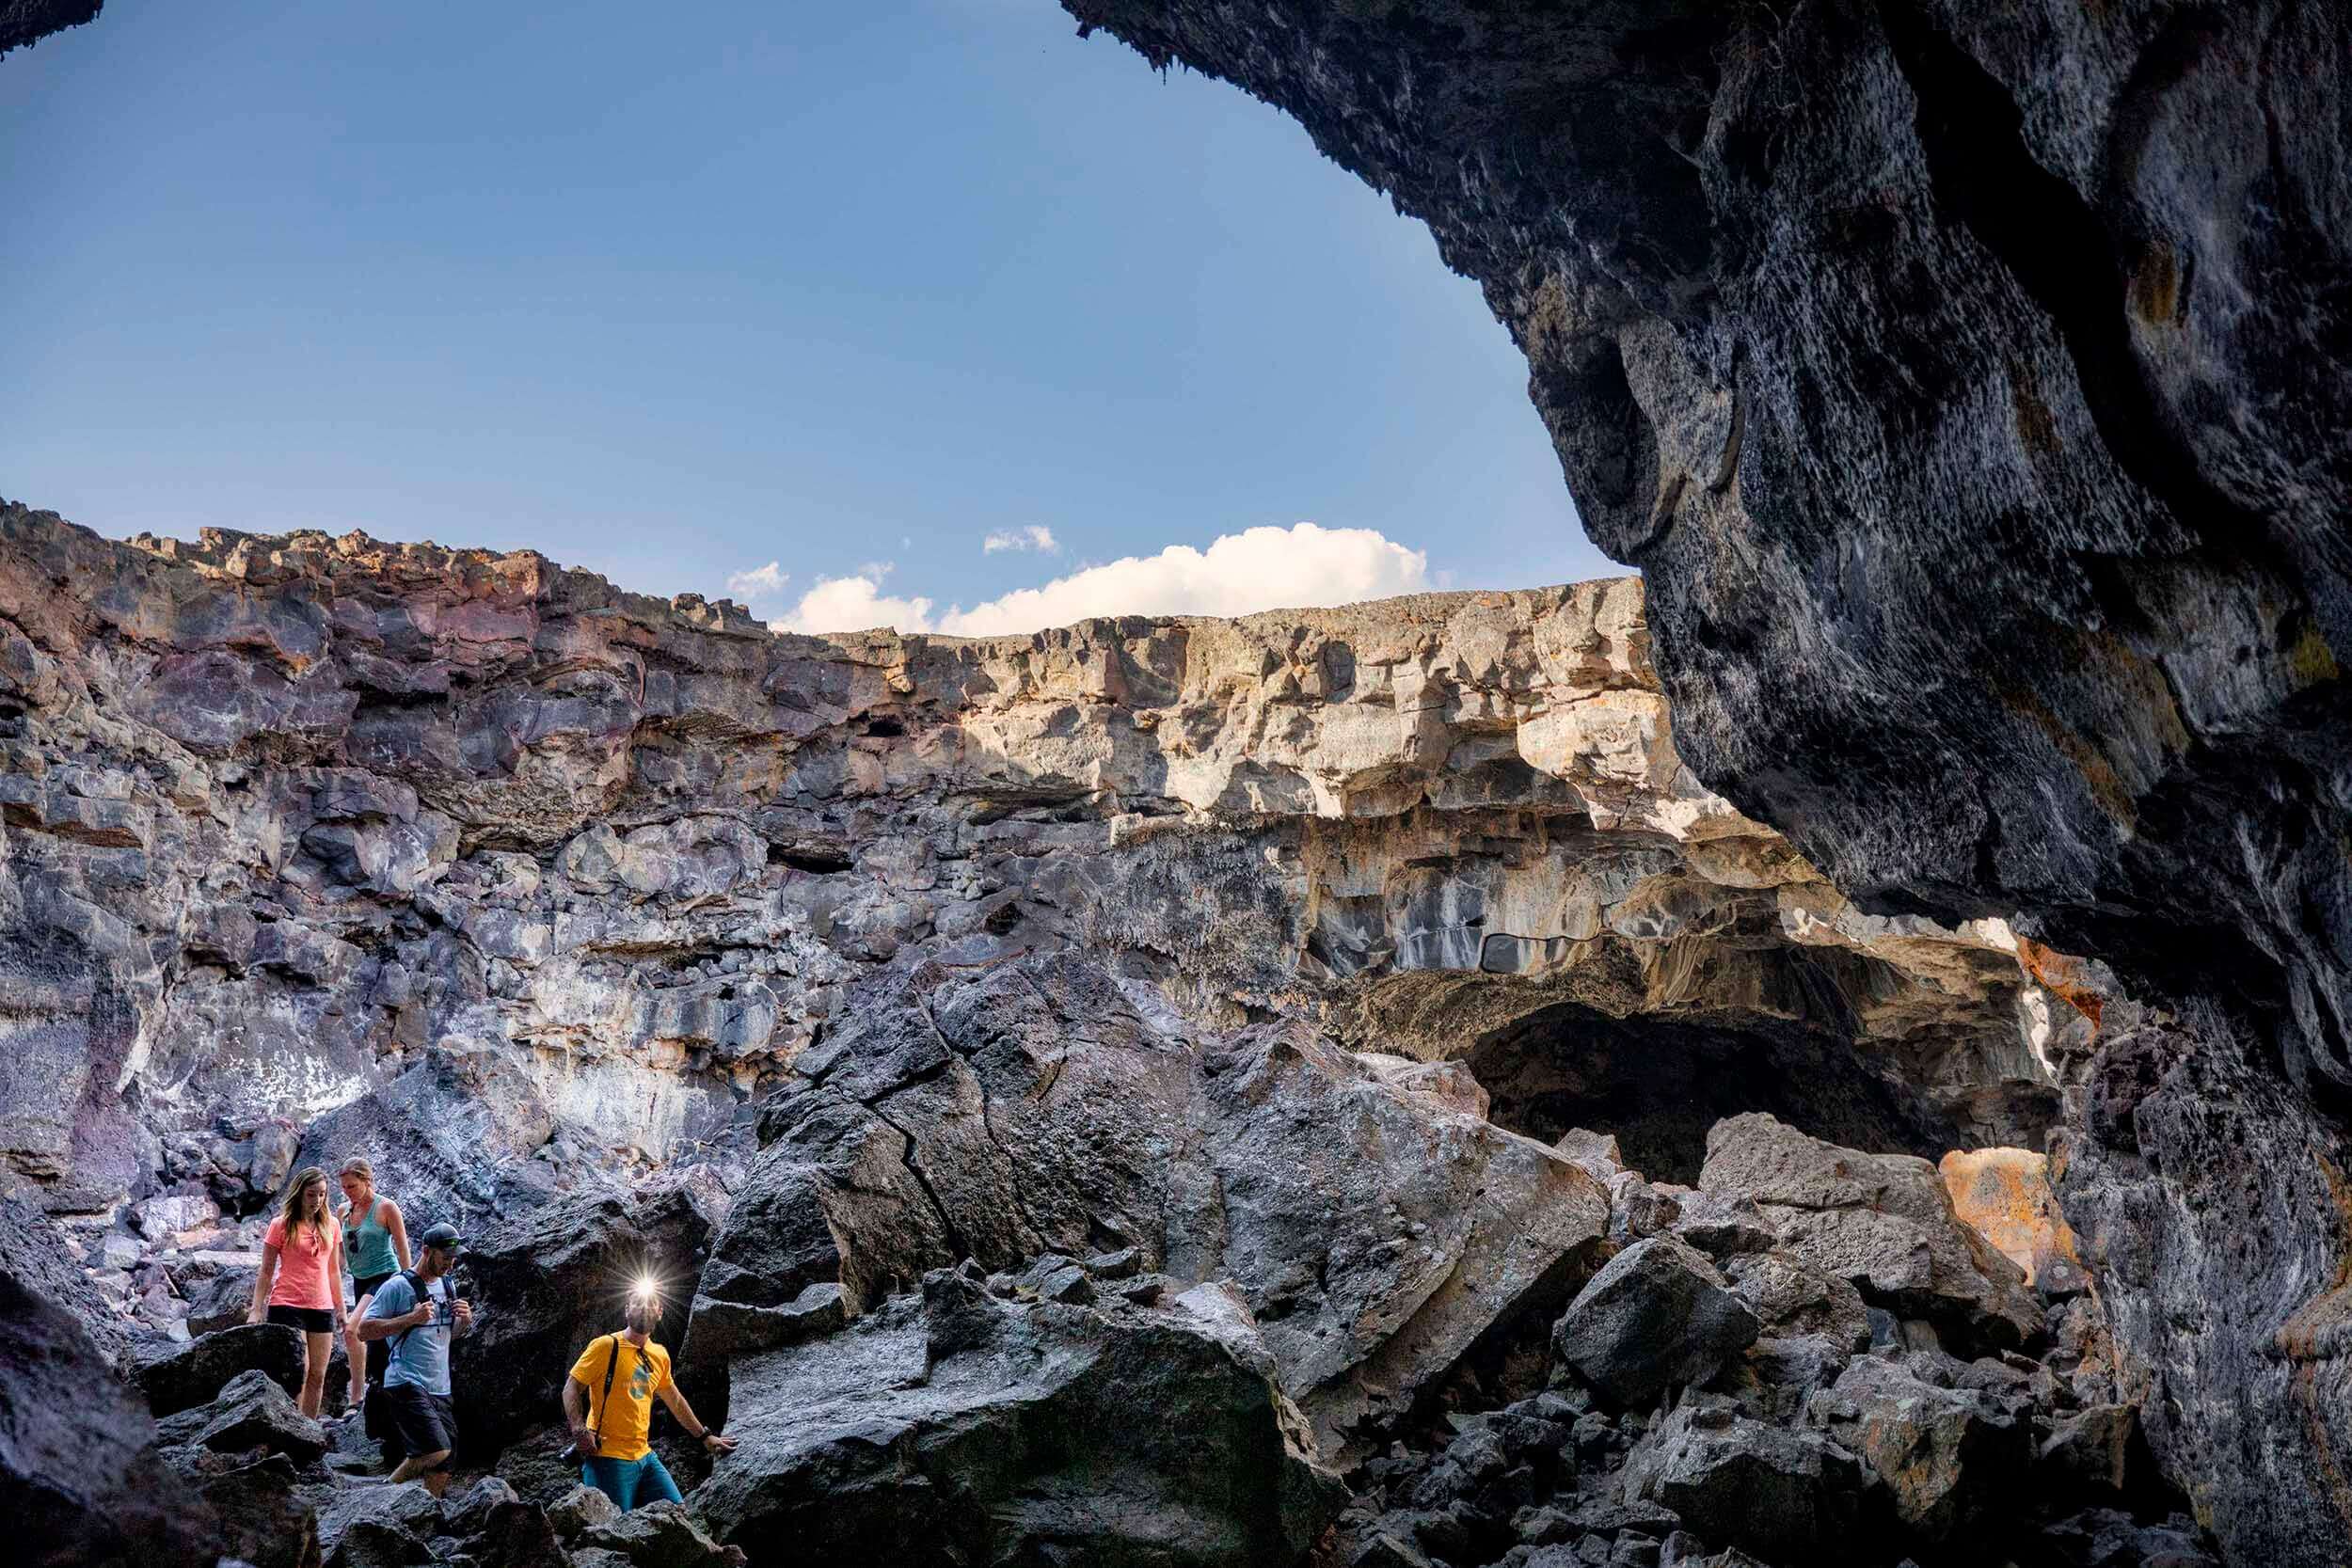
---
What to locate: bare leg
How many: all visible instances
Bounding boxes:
[386,1449,450,1486]
[300,1329,332,1419]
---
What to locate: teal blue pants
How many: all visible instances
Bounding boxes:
[581,1451,683,1512]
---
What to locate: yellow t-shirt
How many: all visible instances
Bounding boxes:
[569,1335,673,1462]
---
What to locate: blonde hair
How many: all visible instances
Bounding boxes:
[338,1156,374,1184]
[278,1166,334,1251]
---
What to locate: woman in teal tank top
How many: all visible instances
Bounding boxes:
[337,1158,412,1418]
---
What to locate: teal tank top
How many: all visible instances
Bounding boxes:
[344,1197,398,1278]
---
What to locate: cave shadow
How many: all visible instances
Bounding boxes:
[1465,999,1965,1184]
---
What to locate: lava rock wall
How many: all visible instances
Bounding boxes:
[0,503,2062,1281]
[1056,2,2352,1559]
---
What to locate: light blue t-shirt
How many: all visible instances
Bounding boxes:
[365,1272,455,1396]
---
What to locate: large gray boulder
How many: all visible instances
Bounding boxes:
[1193,1024,1611,1455]
[1700,1115,2040,1354]
[453,1169,728,1453]
[3,1233,212,1568]
[1623,1398,1869,1561]
[1808,1356,2030,1542]
[692,955,1612,1457]
[189,1453,316,1568]
[135,1322,305,1418]
[1550,1235,1759,1407]
[154,1367,327,1465]
[694,1269,1347,1566]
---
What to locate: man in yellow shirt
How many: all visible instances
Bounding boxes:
[562,1283,736,1510]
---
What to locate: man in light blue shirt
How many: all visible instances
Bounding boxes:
[358,1222,471,1490]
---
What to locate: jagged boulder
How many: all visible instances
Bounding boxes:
[1718,1251,1871,1352]
[2,1198,136,1365]
[1700,1115,2040,1354]
[308,1480,440,1562]
[694,1269,1346,1566]
[155,1368,327,1464]
[453,1171,728,1451]
[692,957,1195,1350]
[191,1453,317,1568]
[693,956,1611,1456]
[1808,1356,2030,1542]
[135,1322,305,1418]
[183,1264,261,1337]
[578,1500,731,1568]
[1194,1023,1611,1454]
[1550,1235,1759,1407]
[463,1497,571,1568]
[2038,1403,2157,1506]
[1623,1398,1868,1561]
[546,1482,621,1539]
[4,1230,211,1568]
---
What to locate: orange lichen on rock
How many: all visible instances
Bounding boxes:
[1939,1146,2084,1291]
[2017,935,2105,1034]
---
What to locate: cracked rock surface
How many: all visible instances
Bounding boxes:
[1057,3,2352,1559]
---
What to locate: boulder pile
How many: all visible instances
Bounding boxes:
[15,954,2212,1568]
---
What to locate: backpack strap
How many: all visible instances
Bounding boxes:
[387,1268,427,1354]
[586,1334,624,1454]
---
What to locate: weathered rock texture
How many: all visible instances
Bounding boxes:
[1057,5,2352,1560]
[0,506,2074,1247]
[695,1268,1348,1566]
[0,504,2128,1560]
[695,950,1614,1459]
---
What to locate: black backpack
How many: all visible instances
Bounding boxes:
[362,1268,431,1447]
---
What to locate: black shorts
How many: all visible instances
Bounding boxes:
[266,1305,335,1334]
[382,1384,456,1461]
[351,1272,395,1303]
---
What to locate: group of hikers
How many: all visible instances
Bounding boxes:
[242,1159,734,1509]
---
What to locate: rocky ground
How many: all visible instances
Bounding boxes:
[14,960,2212,1567]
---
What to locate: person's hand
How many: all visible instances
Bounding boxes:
[702,1432,738,1455]
[246,1303,265,1326]
[452,1298,474,1331]
[409,1301,437,1328]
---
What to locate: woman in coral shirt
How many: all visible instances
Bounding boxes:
[246,1165,344,1418]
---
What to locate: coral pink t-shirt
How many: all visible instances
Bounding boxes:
[263,1214,339,1309]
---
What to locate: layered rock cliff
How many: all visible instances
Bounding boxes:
[0,505,2198,1566]
[1056,3,2352,1560]
[0,503,2074,1241]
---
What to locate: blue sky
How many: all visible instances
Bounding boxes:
[0,0,1617,632]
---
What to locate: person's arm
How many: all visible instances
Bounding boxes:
[327,1240,344,1331]
[386,1200,412,1271]
[451,1291,474,1337]
[563,1375,592,1451]
[656,1378,738,1453]
[356,1281,428,1341]
[246,1243,279,1324]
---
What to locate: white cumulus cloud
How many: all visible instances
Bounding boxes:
[770,523,1429,638]
[983,525,1059,555]
[724,561,789,602]
[771,573,937,636]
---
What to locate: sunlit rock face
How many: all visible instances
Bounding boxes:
[0,504,2076,1237]
[1057,3,2352,1559]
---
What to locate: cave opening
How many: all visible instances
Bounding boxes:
[1464,999,1963,1185]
